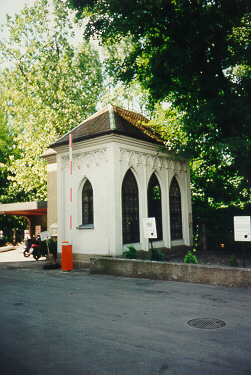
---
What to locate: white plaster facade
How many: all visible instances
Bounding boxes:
[55,133,193,262]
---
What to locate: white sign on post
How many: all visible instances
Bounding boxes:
[143,218,157,239]
[234,216,251,242]
[40,231,51,242]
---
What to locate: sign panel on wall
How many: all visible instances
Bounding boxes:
[35,225,41,236]
[234,216,251,242]
[143,218,157,239]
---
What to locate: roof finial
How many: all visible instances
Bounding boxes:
[108,104,116,130]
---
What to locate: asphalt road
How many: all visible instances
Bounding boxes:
[0,254,250,375]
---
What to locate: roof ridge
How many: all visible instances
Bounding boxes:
[108,104,116,130]
[112,105,149,123]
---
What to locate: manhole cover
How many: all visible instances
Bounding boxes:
[188,318,226,329]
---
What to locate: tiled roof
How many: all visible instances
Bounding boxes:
[50,105,163,148]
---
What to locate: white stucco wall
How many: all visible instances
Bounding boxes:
[56,134,193,257]
[47,159,57,230]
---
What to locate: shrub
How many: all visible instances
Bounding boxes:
[184,250,198,264]
[228,254,239,267]
[124,245,138,259]
[150,248,164,261]
[40,238,57,259]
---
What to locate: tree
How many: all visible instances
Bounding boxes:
[98,40,151,116]
[0,101,15,202]
[67,0,250,152]
[148,102,250,249]
[0,0,103,202]
[67,0,251,249]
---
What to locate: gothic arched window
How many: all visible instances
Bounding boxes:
[82,179,93,225]
[122,170,140,244]
[169,177,182,240]
[148,173,163,241]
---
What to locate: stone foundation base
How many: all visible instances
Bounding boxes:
[90,257,251,288]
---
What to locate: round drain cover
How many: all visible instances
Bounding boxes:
[188,318,226,329]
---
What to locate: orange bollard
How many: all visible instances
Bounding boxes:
[62,241,73,271]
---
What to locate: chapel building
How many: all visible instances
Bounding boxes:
[43,105,193,267]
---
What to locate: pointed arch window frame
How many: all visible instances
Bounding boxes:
[122,169,140,244]
[77,178,94,229]
[169,176,183,241]
[147,172,163,241]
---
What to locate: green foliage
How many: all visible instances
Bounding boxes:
[150,248,164,262]
[47,238,57,258]
[97,40,151,117]
[68,0,251,215]
[124,245,138,259]
[40,238,57,258]
[0,216,28,244]
[184,250,198,264]
[146,103,189,158]
[228,255,239,267]
[0,0,103,202]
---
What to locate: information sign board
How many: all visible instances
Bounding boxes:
[143,218,157,239]
[40,231,51,241]
[234,216,251,242]
[35,225,41,236]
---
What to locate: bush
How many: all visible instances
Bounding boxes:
[184,250,198,264]
[124,245,138,259]
[47,238,57,258]
[40,238,57,259]
[150,248,164,261]
[228,254,239,267]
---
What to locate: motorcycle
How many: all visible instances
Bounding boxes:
[23,238,41,260]
[31,241,41,260]
[23,239,32,258]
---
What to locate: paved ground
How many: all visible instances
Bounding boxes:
[0,248,251,375]
[0,244,47,263]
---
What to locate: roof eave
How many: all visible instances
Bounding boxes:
[50,130,163,149]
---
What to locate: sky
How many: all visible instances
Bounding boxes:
[0,0,87,51]
[0,0,35,25]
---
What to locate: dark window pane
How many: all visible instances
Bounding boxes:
[82,179,93,225]
[148,173,163,241]
[122,170,140,244]
[169,177,182,240]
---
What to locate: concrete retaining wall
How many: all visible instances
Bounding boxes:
[90,257,251,288]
